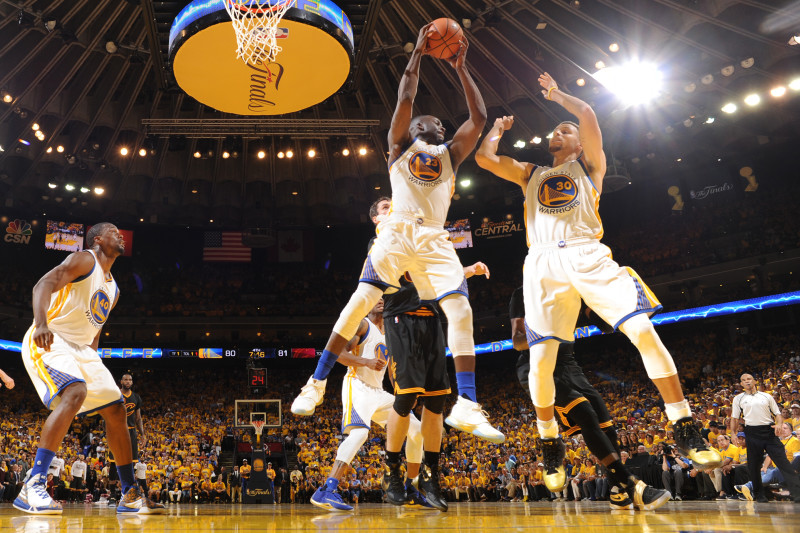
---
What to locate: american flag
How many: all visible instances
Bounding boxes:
[203,232,251,262]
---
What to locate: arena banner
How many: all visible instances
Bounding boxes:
[688,182,735,201]
[3,218,33,245]
[473,214,525,240]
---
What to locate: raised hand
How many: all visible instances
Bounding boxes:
[538,72,558,99]
[415,22,435,54]
[447,38,469,69]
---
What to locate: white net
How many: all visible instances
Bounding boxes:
[224,0,293,65]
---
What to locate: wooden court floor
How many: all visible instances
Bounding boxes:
[1,500,797,532]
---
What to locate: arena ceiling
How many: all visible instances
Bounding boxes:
[0,0,798,229]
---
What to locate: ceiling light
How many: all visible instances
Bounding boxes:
[683,119,693,127]
[720,65,734,77]
[18,138,30,146]
[138,148,146,157]
[46,146,52,153]
[105,41,118,54]
[57,145,65,153]
[43,18,57,32]
[513,140,526,148]
[535,20,547,30]
[32,123,39,131]
[744,93,760,106]
[608,43,619,53]
[358,147,367,156]
[80,187,89,193]
[307,149,316,158]
[676,158,682,162]
[460,179,471,188]
[403,42,414,53]
[193,151,202,158]
[461,18,472,29]
[576,78,586,87]
[191,189,198,194]
[2,92,11,103]
[789,35,800,45]
[48,182,57,189]
[705,117,715,124]
[530,136,542,144]
[770,86,786,97]
[120,147,129,156]
[286,150,294,158]
[257,150,266,159]
[221,151,229,159]
[342,148,350,156]
[740,57,754,69]
[277,151,285,159]
[721,102,737,113]
[684,82,696,93]
[592,61,663,105]
[209,219,213,223]
[291,191,298,195]
[701,74,714,85]
[788,78,800,90]
[94,187,104,195]
[64,184,75,191]
[595,60,606,70]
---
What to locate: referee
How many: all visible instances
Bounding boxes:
[730,373,800,503]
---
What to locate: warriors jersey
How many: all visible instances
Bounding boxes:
[43,249,118,345]
[389,138,455,226]
[524,159,603,245]
[348,318,389,389]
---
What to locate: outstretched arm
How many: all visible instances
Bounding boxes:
[448,40,488,171]
[388,24,434,161]
[539,72,606,182]
[475,116,533,191]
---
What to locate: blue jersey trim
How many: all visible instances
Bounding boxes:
[358,321,370,346]
[72,258,96,283]
[358,278,398,291]
[78,396,124,417]
[613,305,663,331]
[387,139,417,170]
[577,158,599,194]
[436,289,468,301]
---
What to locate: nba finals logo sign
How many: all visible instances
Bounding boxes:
[4,219,32,244]
[538,174,581,214]
[87,289,111,328]
[408,152,442,187]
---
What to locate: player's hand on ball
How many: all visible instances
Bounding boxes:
[415,22,435,53]
[33,324,54,351]
[447,39,468,69]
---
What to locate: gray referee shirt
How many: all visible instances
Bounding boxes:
[731,391,780,427]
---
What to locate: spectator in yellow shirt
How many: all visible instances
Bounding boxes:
[716,434,741,499]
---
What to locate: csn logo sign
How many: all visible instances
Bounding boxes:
[4,219,32,244]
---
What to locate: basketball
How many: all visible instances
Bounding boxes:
[425,18,464,60]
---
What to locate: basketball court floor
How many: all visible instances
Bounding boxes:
[2,501,797,532]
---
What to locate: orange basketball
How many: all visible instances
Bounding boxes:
[425,18,464,60]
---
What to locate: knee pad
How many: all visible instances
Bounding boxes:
[439,295,474,357]
[619,314,677,380]
[335,427,369,465]
[527,341,558,408]
[422,395,446,415]
[332,283,384,341]
[393,392,419,417]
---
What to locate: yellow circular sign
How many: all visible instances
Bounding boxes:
[173,21,351,115]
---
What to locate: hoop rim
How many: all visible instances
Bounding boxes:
[227,0,292,15]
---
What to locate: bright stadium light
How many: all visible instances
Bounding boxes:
[721,102,737,114]
[744,93,760,106]
[789,78,800,91]
[530,136,542,144]
[592,61,663,105]
[770,86,786,97]
[513,140,526,149]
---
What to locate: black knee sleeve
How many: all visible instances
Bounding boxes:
[422,395,446,415]
[393,392,419,417]
[567,401,618,459]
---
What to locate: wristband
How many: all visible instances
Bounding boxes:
[546,86,557,100]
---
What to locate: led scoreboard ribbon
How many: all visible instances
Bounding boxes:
[2,291,799,357]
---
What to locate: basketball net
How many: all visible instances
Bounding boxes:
[252,420,265,445]
[225,0,293,65]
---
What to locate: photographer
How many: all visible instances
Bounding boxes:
[661,445,691,500]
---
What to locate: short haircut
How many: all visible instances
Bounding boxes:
[86,222,113,248]
[556,120,579,132]
[369,196,391,219]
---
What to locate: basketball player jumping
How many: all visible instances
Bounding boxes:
[14,223,155,515]
[292,23,502,443]
[311,299,427,512]
[475,72,721,491]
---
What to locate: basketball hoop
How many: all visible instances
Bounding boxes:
[225,0,293,65]
[252,420,266,445]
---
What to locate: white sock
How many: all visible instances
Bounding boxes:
[664,400,691,421]
[537,417,559,439]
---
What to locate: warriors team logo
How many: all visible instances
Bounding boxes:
[253,458,265,472]
[538,174,578,208]
[89,289,111,325]
[375,343,389,362]
[408,151,442,182]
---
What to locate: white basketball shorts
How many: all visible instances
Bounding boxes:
[340,375,395,434]
[21,325,123,414]
[523,239,661,345]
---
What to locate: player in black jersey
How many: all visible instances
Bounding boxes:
[509,287,669,511]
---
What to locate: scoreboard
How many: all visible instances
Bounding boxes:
[96,347,320,359]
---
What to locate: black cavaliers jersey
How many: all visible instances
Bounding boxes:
[122,391,141,430]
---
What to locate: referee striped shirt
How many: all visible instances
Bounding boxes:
[731,391,780,427]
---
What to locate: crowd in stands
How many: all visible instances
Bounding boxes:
[3,323,800,507]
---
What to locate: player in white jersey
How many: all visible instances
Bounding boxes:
[14,223,153,516]
[310,300,426,512]
[291,23,503,444]
[475,71,721,491]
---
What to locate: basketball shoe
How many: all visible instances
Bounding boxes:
[290,376,327,416]
[735,483,753,502]
[673,417,722,469]
[310,486,353,511]
[404,479,435,509]
[444,396,505,444]
[13,473,63,515]
[416,465,447,512]
[117,485,144,514]
[609,486,634,510]
[137,497,166,514]
[384,467,407,506]
[627,478,670,511]
[540,437,567,492]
